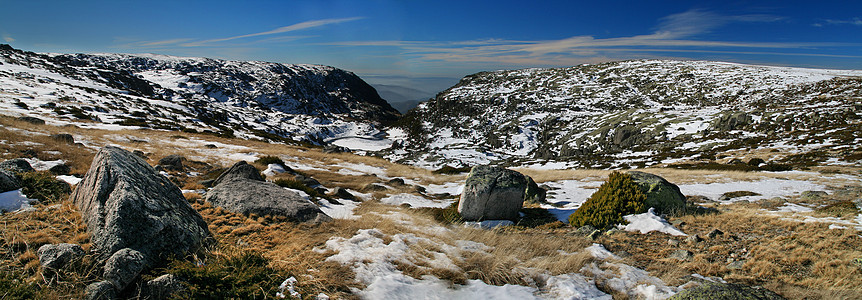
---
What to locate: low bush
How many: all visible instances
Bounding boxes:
[19,171,72,203]
[254,155,284,166]
[568,171,647,229]
[161,249,293,299]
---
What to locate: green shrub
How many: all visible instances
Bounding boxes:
[20,171,71,204]
[162,250,292,299]
[568,171,647,229]
[254,156,284,166]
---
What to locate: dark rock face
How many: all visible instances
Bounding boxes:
[70,146,210,265]
[205,161,331,223]
[458,166,530,221]
[157,155,186,171]
[37,243,85,269]
[626,171,686,215]
[669,282,784,300]
[0,169,20,193]
[0,158,35,173]
[84,281,117,300]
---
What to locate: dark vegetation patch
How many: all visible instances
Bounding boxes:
[568,171,646,229]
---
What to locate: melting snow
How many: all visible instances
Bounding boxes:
[621,208,687,236]
[380,194,453,208]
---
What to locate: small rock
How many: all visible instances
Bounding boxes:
[670,219,686,227]
[132,150,147,159]
[685,235,703,243]
[204,144,217,149]
[0,158,35,173]
[295,174,321,187]
[50,134,75,144]
[668,239,680,246]
[17,116,46,125]
[387,178,406,186]
[103,248,145,291]
[669,249,693,260]
[49,163,71,175]
[145,274,186,299]
[37,243,85,269]
[727,260,745,270]
[0,169,21,193]
[84,281,117,300]
[158,155,185,171]
[707,229,724,239]
[323,144,350,153]
[360,183,389,192]
[800,190,828,200]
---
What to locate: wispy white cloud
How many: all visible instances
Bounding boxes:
[119,17,362,49]
[2,35,14,43]
[326,10,853,67]
[825,17,862,26]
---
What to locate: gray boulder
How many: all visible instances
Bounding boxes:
[70,146,210,266]
[37,243,85,269]
[17,116,46,125]
[85,281,117,300]
[458,166,529,221]
[669,282,784,300]
[158,154,185,171]
[330,187,356,201]
[49,163,71,175]
[0,169,21,193]
[524,176,547,204]
[205,161,331,223]
[711,112,753,132]
[626,171,686,215]
[103,248,145,291]
[145,274,186,299]
[0,158,35,174]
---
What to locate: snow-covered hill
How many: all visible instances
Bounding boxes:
[388,60,862,169]
[0,44,399,144]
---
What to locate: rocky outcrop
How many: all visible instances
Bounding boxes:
[0,158,35,174]
[669,282,784,300]
[458,166,531,221]
[711,112,753,131]
[0,169,20,193]
[205,161,330,223]
[37,243,85,269]
[70,146,210,266]
[626,171,686,215]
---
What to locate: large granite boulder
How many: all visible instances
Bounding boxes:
[669,282,784,300]
[626,171,686,215]
[458,166,531,221]
[70,146,211,266]
[205,161,330,223]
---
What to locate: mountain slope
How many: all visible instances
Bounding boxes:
[388,60,862,169]
[0,44,399,144]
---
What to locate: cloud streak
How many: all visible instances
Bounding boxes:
[327,10,850,67]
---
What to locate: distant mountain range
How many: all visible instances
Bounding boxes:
[387,60,862,169]
[0,44,398,144]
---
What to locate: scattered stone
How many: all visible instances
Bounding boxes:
[685,235,703,243]
[360,183,389,192]
[0,169,21,193]
[295,174,321,187]
[204,144,217,149]
[145,274,186,299]
[50,133,75,144]
[458,165,530,221]
[686,195,713,204]
[205,161,331,223]
[669,249,693,260]
[669,282,784,300]
[70,146,211,266]
[17,116,45,125]
[387,178,406,186]
[800,190,828,200]
[48,163,71,175]
[323,144,350,153]
[719,191,761,201]
[668,239,680,246]
[626,171,686,214]
[84,281,117,300]
[707,229,724,239]
[711,112,753,132]
[37,243,85,269]
[329,187,355,200]
[671,219,686,227]
[0,158,35,173]
[158,154,185,171]
[727,260,745,270]
[103,248,145,291]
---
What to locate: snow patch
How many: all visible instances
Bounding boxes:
[621,208,686,236]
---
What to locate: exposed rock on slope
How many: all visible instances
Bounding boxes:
[0,44,398,144]
[205,161,331,223]
[389,60,862,168]
[70,146,210,265]
[458,166,537,221]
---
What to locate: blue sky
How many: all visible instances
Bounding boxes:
[1,0,861,96]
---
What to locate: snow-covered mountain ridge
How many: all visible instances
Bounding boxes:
[0,44,399,143]
[388,60,862,169]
